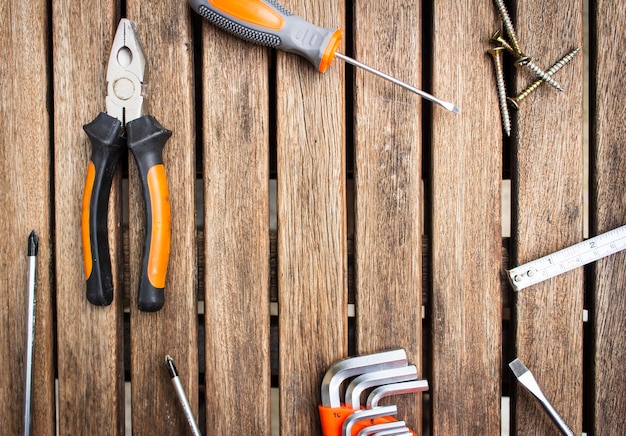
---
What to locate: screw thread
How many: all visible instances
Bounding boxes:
[513,47,580,105]
[489,49,511,136]
[493,0,523,55]
[525,60,564,91]
[546,47,580,74]
[516,79,544,103]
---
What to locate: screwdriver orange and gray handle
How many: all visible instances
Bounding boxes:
[82,19,171,312]
[189,0,460,113]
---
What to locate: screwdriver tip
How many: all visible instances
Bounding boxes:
[165,355,178,378]
[439,101,461,114]
[28,231,39,257]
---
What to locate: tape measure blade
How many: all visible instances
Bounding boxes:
[507,224,626,291]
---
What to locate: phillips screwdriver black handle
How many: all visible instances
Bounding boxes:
[190,0,343,72]
[127,115,172,312]
[82,112,124,306]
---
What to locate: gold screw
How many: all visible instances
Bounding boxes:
[492,0,524,56]
[508,47,580,109]
[490,30,526,62]
[490,30,563,92]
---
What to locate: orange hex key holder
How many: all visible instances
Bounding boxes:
[319,404,418,436]
[318,349,424,435]
[81,18,171,312]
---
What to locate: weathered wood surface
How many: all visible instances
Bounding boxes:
[201,18,272,434]
[352,0,423,427]
[512,0,585,434]
[0,1,55,434]
[52,2,126,434]
[276,0,347,433]
[3,0,626,434]
[430,0,503,434]
[590,0,626,433]
[125,1,198,434]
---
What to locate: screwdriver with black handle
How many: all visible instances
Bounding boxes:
[190,0,460,114]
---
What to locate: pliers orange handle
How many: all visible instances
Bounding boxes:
[81,19,171,311]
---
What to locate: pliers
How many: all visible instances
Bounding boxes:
[81,19,171,312]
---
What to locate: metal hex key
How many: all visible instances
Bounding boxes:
[321,349,408,408]
[344,365,418,409]
[356,421,408,436]
[342,405,398,436]
[366,380,430,408]
[373,430,412,436]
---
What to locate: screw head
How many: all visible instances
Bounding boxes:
[507,97,520,110]
[487,46,506,57]
[490,29,503,40]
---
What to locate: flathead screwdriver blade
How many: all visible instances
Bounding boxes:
[335,52,460,114]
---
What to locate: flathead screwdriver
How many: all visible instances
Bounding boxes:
[190,0,460,113]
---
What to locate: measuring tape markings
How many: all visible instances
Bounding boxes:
[507,224,626,291]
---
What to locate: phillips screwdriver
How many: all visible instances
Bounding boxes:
[190,0,460,113]
[24,231,38,436]
[165,355,201,436]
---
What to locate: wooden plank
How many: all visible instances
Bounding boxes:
[52,2,125,433]
[352,0,423,428]
[201,20,272,434]
[512,0,585,433]
[124,2,198,434]
[429,0,502,433]
[0,2,55,434]
[589,0,626,432]
[276,0,346,432]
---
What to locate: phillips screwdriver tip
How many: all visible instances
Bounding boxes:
[165,355,178,378]
[28,231,39,256]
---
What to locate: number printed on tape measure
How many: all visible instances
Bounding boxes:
[507,224,626,291]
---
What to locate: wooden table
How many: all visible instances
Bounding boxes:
[1,0,624,434]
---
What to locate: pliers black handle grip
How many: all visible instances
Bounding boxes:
[82,112,124,307]
[81,112,171,311]
[127,114,172,312]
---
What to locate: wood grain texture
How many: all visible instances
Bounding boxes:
[590,0,626,432]
[201,22,272,434]
[430,0,502,433]
[352,0,423,428]
[0,2,55,434]
[512,0,585,434]
[52,2,125,434]
[124,2,197,434]
[276,0,346,433]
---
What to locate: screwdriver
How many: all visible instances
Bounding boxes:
[190,0,460,114]
[24,231,38,436]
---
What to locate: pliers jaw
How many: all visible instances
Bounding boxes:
[106,18,147,126]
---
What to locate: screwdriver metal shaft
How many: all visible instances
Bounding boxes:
[165,355,201,436]
[335,52,460,114]
[24,230,38,436]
